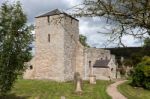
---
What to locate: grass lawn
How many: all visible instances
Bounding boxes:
[0,79,111,99]
[118,81,150,99]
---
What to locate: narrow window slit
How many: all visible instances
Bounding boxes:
[48,34,50,42]
[47,16,50,23]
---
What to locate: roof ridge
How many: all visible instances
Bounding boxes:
[35,9,63,18]
[35,9,79,21]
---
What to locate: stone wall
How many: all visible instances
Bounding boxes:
[23,57,36,79]
[63,16,79,81]
[108,55,117,79]
[75,42,85,78]
[93,68,111,80]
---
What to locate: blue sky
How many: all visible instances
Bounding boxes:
[0,0,144,48]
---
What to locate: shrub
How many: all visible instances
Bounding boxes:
[131,56,150,90]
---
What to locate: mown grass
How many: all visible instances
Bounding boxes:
[118,81,150,99]
[0,79,112,99]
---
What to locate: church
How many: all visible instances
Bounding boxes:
[24,9,117,81]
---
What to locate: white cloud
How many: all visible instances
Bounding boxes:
[65,0,82,7]
[0,0,143,48]
[122,35,143,47]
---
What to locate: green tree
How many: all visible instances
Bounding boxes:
[130,53,143,66]
[144,38,150,47]
[75,0,150,45]
[0,2,33,94]
[132,56,150,89]
[123,59,133,67]
[142,38,150,56]
[79,34,90,47]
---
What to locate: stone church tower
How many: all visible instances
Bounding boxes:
[24,9,79,81]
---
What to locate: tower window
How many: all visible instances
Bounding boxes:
[71,19,73,24]
[48,34,50,42]
[111,68,113,71]
[47,16,50,23]
[29,65,33,70]
[89,61,91,67]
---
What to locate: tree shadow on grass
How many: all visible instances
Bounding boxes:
[0,93,30,99]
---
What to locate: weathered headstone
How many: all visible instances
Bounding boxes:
[74,72,82,94]
[60,96,65,99]
[89,75,96,84]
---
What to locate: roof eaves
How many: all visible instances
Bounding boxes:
[93,66,109,68]
[35,13,63,18]
[35,13,79,21]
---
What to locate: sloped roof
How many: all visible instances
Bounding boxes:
[35,9,78,21]
[93,59,110,68]
[36,9,63,18]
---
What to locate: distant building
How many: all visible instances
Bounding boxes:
[24,9,117,81]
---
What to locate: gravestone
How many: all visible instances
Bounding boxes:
[74,72,82,94]
[89,75,96,84]
[60,96,65,99]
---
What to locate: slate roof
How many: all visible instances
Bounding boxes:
[36,9,62,18]
[93,59,110,68]
[35,9,78,21]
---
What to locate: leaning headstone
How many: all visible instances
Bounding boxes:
[74,72,82,94]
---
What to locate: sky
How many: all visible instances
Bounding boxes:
[0,0,144,48]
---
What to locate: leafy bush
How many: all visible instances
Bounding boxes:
[0,2,33,95]
[131,56,150,90]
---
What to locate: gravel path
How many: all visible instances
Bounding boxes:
[107,80,127,99]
